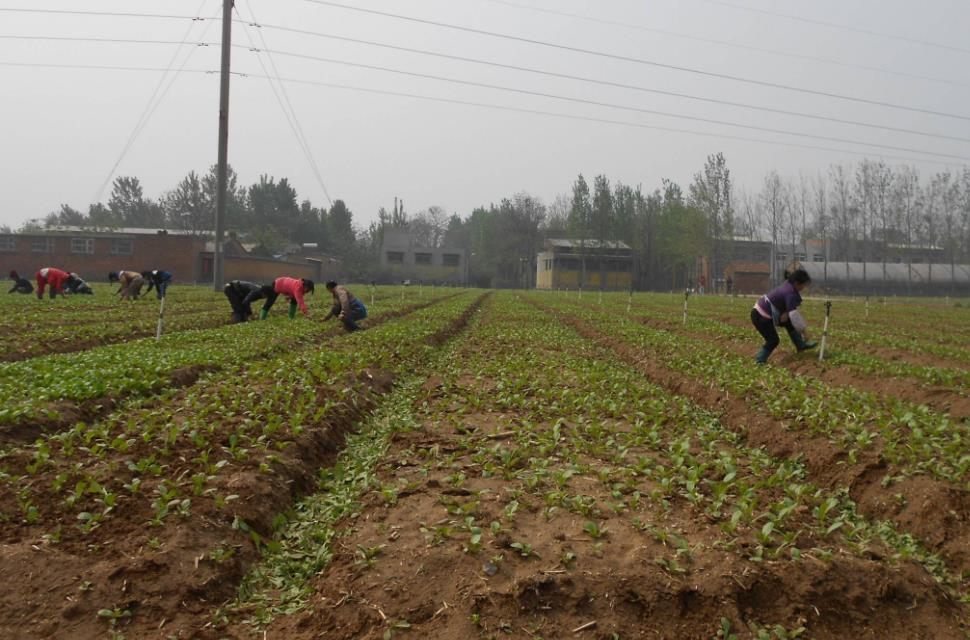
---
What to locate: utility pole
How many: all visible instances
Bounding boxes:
[213,0,233,290]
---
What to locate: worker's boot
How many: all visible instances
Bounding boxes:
[260,308,269,320]
[786,326,815,352]
[288,301,298,319]
[755,346,772,365]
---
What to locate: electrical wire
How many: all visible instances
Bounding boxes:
[91,0,215,205]
[695,0,970,56]
[237,1,333,206]
[240,44,970,162]
[304,0,970,122]
[0,7,206,21]
[228,23,970,145]
[478,0,970,90]
[1,59,964,167]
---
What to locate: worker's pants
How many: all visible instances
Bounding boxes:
[751,309,808,364]
[224,284,252,322]
[331,301,366,332]
[11,284,32,294]
[121,277,144,300]
[155,279,171,300]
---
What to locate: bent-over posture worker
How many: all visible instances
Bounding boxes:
[35,267,74,299]
[224,279,260,323]
[141,270,173,299]
[8,270,33,294]
[750,268,817,364]
[65,273,93,295]
[243,277,314,319]
[109,270,144,301]
[322,281,367,332]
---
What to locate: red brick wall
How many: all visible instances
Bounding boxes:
[0,233,205,282]
[222,256,321,283]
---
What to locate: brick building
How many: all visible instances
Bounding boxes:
[378,229,468,284]
[0,227,205,283]
[0,227,328,284]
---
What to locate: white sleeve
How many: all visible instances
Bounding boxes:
[788,309,808,332]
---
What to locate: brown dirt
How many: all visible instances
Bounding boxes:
[543,305,970,578]
[0,295,484,640]
[242,324,966,640]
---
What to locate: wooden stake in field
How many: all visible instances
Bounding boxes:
[818,300,832,362]
[155,295,166,342]
[598,289,602,305]
[626,289,633,313]
[683,289,690,326]
[865,295,870,318]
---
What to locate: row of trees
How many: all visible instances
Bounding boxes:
[20,156,970,288]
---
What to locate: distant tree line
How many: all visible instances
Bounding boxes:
[15,156,970,288]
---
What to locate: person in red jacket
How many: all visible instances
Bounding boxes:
[244,277,314,319]
[35,267,75,300]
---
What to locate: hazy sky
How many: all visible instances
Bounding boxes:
[2,0,969,230]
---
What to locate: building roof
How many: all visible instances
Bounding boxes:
[32,226,209,237]
[547,239,631,250]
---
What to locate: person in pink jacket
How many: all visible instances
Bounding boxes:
[245,277,314,319]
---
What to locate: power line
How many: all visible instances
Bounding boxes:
[242,44,970,163]
[235,23,970,145]
[91,0,215,205]
[8,29,968,144]
[251,73,965,168]
[304,0,970,123]
[695,0,970,56]
[478,0,970,90]
[1,59,963,167]
[0,7,207,21]
[235,1,333,206]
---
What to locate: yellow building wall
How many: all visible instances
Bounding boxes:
[550,269,631,290]
[537,269,554,289]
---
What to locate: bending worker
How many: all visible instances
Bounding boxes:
[243,277,314,319]
[323,280,367,332]
[65,273,94,295]
[8,270,33,294]
[750,268,817,364]
[109,270,144,301]
[224,279,260,323]
[35,267,75,299]
[142,269,173,299]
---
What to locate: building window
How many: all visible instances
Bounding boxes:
[813,254,825,262]
[71,237,95,255]
[31,237,54,253]
[415,252,433,266]
[911,258,923,264]
[794,253,806,262]
[776,253,788,263]
[0,236,15,252]
[110,238,133,256]
[892,257,902,264]
[442,253,460,267]
[386,251,404,265]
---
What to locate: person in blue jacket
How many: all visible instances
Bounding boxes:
[750,268,817,364]
[141,270,173,299]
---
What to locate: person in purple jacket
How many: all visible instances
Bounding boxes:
[751,268,817,364]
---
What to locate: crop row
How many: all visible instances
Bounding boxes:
[619,291,970,377]
[0,293,483,638]
[541,294,970,492]
[620,294,970,393]
[233,295,965,638]
[0,290,454,432]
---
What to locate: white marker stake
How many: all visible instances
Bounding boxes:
[683,289,690,326]
[598,289,603,305]
[155,296,166,341]
[818,300,832,362]
[627,290,633,313]
[865,296,870,319]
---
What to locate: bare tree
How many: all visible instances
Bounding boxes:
[760,171,786,282]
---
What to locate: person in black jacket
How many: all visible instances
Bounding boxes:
[7,270,33,294]
[65,273,94,295]
[141,270,173,299]
[224,280,260,323]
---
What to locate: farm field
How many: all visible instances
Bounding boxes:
[0,290,967,639]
